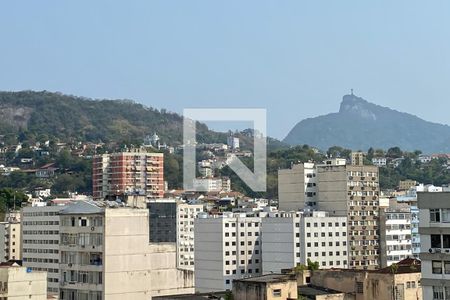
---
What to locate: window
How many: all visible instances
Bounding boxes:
[433,286,444,300]
[432,261,442,274]
[306,223,311,227]
[444,235,450,248]
[431,235,442,248]
[445,261,450,274]
[431,209,441,223]
[443,209,450,223]
[356,282,364,294]
[225,280,230,285]
[272,289,282,297]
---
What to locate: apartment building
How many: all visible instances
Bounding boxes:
[372,157,387,167]
[148,199,177,243]
[176,203,204,270]
[261,211,348,274]
[278,162,317,211]
[58,200,194,300]
[0,215,21,262]
[22,205,63,296]
[92,149,164,200]
[316,158,380,270]
[194,212,262,292]
[0,262,47,299]
[418,192,450,300]
[380,204,413,267]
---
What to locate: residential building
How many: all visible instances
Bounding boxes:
[316,159,380,270]
[310,258,422,300]
[148,199,177,243]
[232,274,298,300]
[372,157,387,167]
[351,151,364,166]
[58,200,194,300]
[261,211,348,273]
[380,201,413,267]
[0,262,47,299]
[176,203,204,270]
[0,215,21,262]
[227,136,239,150]
[418,192,450,300]
[399,180,417,191]
[192,177,228,192]
[278,162,317,211]
[22,205,65,296]
[92,149,164,200]
[194,212,262,292]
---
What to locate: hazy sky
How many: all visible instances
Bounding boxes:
[1,1,450,139]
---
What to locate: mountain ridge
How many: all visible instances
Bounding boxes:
[283,94,450,153]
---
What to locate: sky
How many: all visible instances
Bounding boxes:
[1,1,450,139]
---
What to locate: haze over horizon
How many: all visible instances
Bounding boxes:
[1,1,450,139]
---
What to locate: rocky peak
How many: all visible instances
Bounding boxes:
[339,94,377,121]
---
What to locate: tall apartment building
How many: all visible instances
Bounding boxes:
[58,200,194,300]
[92,149,164,200]
[278,162,317,211]
[0,213,21,262]
[176,203,203,270]
[316,158,380,270]
[22,205,63,296]
[194,212,262,293]
[379,203,412,267]
[261,211,348,274]
[418,192,450,299]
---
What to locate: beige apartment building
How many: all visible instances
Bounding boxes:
[316,158,380,270]
[278,162,317,211]
[58,200,194,300]
[0,215,21,262]
[0,262,47,299]
[232,274,298,300]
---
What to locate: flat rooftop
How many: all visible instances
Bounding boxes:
[234,273,296,284]
[298,285,344,297]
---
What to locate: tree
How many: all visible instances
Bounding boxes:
[307,258,319,270]
[386,147,403,159]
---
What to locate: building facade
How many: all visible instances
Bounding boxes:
[0,263,47,299]
[92,150,164,200]
[418,192,450,300]
[176,203,203,270]
[261,211,348,274]
[278,162,317,211]
[22,205,63,296]
[380,206,413,267]
[194,212,262,292]
[316,159,380,270]
[0,219,21,262]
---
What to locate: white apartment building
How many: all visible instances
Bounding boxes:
[371,157,387,167]
[380,207,412,267]
[59,200,194,300]
[278,162,317,211]
[22,205,64,296]
[192,178,228,192]
[261,211,348,274]
[418,192,450,300]
[176,203,204,270]
[194,212,262,293]
[0,263,47,299]
[0,220,21,262]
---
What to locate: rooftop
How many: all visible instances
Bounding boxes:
[233,273,296,284]
[298,285,344,297]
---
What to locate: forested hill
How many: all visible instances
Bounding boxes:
[0,90,286,149]
[0,90,218,145]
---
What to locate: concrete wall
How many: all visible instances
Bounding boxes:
[232,280,297,300]
[278,164,306,211]
[0,267,47,299]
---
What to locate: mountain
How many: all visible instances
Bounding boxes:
[0,90,286,150]
[283,94,450,153]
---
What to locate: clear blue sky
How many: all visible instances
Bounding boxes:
[1,1,449,139]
